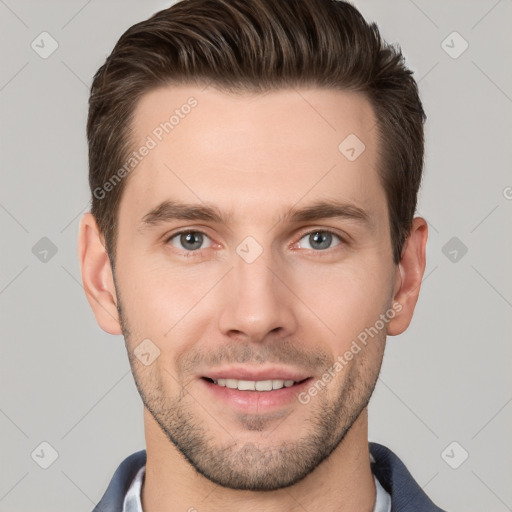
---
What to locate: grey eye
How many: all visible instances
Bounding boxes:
[297,231,341,251]
[169,231,212,251]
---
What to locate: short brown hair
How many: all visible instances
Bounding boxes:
[87,0,426,265]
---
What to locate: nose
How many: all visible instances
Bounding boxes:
[216,245,298,343]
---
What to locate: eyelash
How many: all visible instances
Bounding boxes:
[164,228,346,258]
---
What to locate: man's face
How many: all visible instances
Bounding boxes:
[113,85,398,490]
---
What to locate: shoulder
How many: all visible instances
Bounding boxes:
[92,450,147,512]
[369,442,449,512]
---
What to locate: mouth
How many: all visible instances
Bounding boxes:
[202,376,310,391]
[199,371,314,413]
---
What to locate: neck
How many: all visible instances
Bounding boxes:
[141,407,376,512]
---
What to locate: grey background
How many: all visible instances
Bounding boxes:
[1,0,511,511]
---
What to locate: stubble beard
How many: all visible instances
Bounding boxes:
[116,290,384,491]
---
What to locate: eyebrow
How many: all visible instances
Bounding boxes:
[138,199,372,232]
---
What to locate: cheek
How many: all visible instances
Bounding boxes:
[116,247,184,317]
[294,261,392,345]
[116,257,215,365]
[116,233,394,356]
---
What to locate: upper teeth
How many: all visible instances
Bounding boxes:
[212,379,296,391]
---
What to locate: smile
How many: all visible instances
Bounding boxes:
[203,377,305,391]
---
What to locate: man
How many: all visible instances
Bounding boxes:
[78,0,447,510]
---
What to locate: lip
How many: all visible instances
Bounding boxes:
[202,365,311,382]
[199,373,313,413]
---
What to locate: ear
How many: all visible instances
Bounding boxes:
[77,212,122,335]
[387,217,428,336]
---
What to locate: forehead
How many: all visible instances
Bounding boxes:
[120,85,384,228]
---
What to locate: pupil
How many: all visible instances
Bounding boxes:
[311,231,331,250]
[182,231,202,250]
